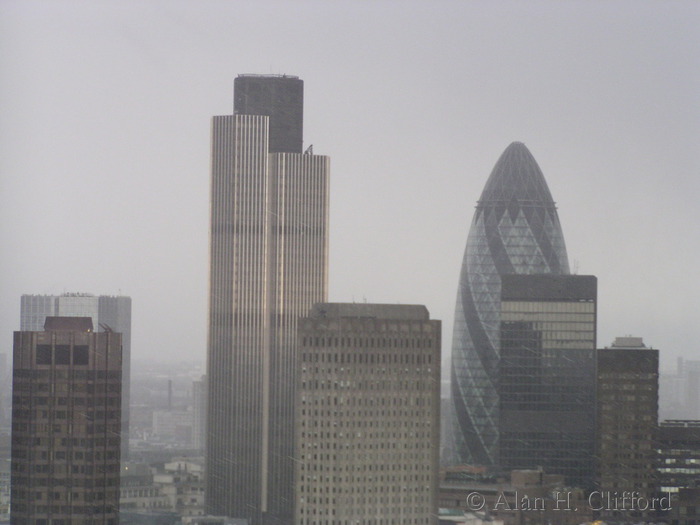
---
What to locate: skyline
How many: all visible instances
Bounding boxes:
[1,1,698,373]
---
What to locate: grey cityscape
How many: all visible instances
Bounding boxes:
[1,2,698,525]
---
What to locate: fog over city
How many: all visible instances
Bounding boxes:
[1,1,698,372]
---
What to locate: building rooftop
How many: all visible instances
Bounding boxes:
[609,336,646,348]
[43,316,94,332]
[309,303,430,321]
[237,73,299,80]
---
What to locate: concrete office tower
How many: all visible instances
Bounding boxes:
[11,317,122,524]
[295,303,441,525]
[447,142,570,467]
[20,294,132,460]
[499,274,597,488]
[597,337,659,516]
[207,75,329,524]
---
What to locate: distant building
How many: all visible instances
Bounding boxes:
[659,357,700,420]
[152,409,193,445]
[657,420,700,495]
[11,317,121,524]
[120,458,206,520]
[596,337,659,520]
[120,462,171,513]
[20,293,132,459]
[295,303,441,525]
[447,142,571,468]
[207,74,329,524]
[498,274,597,489]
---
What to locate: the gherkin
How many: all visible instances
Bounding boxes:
[447,142,570,466]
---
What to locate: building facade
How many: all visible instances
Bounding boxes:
[596,337,659,520]
[20,293,132,459]
[658,420,700,496]
[11,317,122,524]
[447,142,570,467]
[192,376,207,454]
[207,75,329,524]
[498,274,597,488]
[294,303,441,525]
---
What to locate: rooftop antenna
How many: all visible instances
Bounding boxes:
[572,259,579,275]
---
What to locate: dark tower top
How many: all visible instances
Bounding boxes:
[234,74,304,154]
[44,316,94,332]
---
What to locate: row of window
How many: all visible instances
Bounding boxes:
[301,408,430,418]
[13,395,120,406]
[298,519,430,525]
[301,380,432,391]
[12,448,118,461]
[14,409,120,420]
[11,475,118,487]
[12,436,117,448]
[12,422,120,434]
[35,344,90,365]
[302,349,434,363]
[299,481,432,494]
[301,396,430,407]
[13,463,120,474]
[13,383,120,394]
[11,507,117,518]
[300,436,433,449]
[14,369,120,379]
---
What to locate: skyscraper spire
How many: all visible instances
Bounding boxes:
[446,142,570,467]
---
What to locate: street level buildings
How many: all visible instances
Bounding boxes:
[498,274,597,488]
[596,337,659,520]
[447,142,570,467]
[207,75,329,524]
[20,293,132,460]
[294,303,441,525]
[11,317,122,524]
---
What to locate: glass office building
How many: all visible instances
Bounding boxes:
[499,274,597,488]
[447,142,570,467]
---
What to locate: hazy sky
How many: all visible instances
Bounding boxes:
[1,1,698,373]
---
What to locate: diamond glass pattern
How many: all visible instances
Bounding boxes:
[446,142,570,466]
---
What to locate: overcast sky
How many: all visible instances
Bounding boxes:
[1,0,698,373]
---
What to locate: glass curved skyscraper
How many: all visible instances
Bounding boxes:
[447,142,570,466]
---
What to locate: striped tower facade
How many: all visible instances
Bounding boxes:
[207,79,329,525]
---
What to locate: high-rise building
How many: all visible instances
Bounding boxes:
[659,358,700,420]
[295,303,441,525]
[11,316,122,524]
[207,75,329,524]
[657,420,700,496]
[20,294,132,460]
[499,274,597,488]
[446,142,570,467]
[596,336,659,517]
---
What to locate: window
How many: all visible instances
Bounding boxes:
[36,345,52,365]
[73,345,89,365]
[55,345,70,365]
